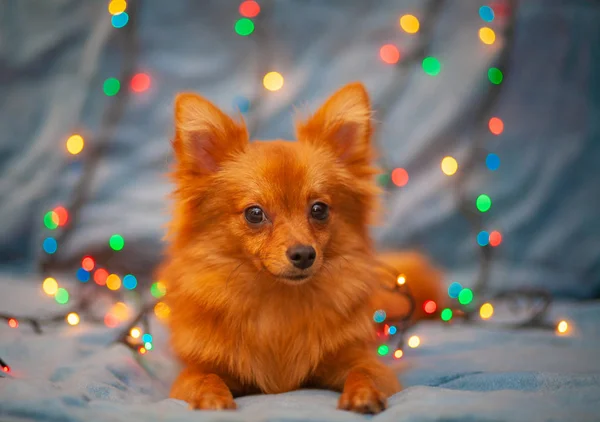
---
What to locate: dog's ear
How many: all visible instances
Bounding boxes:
[173,93,248,173]
[296,83,373,173]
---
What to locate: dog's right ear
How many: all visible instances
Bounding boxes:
[173,93,248,174]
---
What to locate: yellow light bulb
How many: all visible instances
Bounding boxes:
[130,327,141,338]
[394,349,404,359]
[154,302,171,320]
[399,14,420,34]
[42,277,58,296]
[106,274,122,291]
[397,274,406,285]
[441,156,458,176]
[408,335,420,348]
[108,0,127,15]
[66,312,80,326]
[263,72,284,92]
[479,27,496,45]
[557,320,568,334]
[66,134,84,155]
[479,303,494,320]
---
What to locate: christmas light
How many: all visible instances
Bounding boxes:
[109,234,125,251]
[489,230,502,247]
[235,18,255,36]
[458,288,474,305]
[373,310,386,323]
[108,0,126,15]
[81,256,95,271]
[407,335,420,348]
[103,78,121,96]
[139,347,147,355]
[477,230,490,246]
[377,345,389,356]
[8,318,18,328]
[233,96,251,113]
[479,5,495,22]
[448,282,463,298]
[130,327,141,338]
[76,268,90,283]
[66,312,80,326]
[557,320,568,334]
[423,300,437,314]
[154,302,171,320]
[263,72,284,91]
[478,27,496,45]
[55,288,69,305]
[488,68,503,84]
[111,12,129,28]
[441,308,453,321]
[380,44,400,64]
[441,156,458,176]
[486,153,500,171]
[150,281,166,298]
[111,302,131,321]
[104,313,119,328]
[145,342,153,351]
[43,211,59,230]
[388,325,397,335]
[393,349,403,359]
[397,274,406,285]
[489,117,504,135]
[123,274,137,290]
[399,14,419,33]
[479,303,494,319]
[43,237,57,254]
[476,194,492,212]
[43,277,58,296]
[391,168,409,187]
[142,333,153,343]
[66,134,84,155]
[422,57,441,76]
[130,73,151,93]
[239,1,260,18]
[54,206,68,226]
[94,269,109,286]
[106,274,122,291]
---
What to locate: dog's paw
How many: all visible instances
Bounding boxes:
[337,385,387,414]
[188,393,237,411]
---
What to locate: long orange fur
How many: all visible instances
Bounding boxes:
[160,83,444,413]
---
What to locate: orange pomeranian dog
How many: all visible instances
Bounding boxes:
[160,83,445,414]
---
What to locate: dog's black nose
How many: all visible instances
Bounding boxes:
[286,245,316,269]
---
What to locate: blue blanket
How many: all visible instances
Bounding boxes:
[1,276,599,421]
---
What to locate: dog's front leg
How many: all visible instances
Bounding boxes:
[170,366,237,410]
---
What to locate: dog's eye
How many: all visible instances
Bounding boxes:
[310,202,329,221]
[244,206,266,225]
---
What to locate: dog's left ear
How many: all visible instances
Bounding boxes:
[296,83,373,173]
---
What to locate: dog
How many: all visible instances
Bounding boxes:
[160,83,445,413]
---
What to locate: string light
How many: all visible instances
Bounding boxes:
[81,256,95,271]
[422,57,441,76]
[448,282,463,299]
[489,117,504,135]
[43,211,59,230]
[139,346,147,355]
[489,230,502,247]
[54,206,68,226]
[43,237,58,254]
[377,345,389,356]
[441,156,458,176]
[111,302,131,321]
[441,308,453,321]
[373,310,386,323]
[397,274,406,285]
[111,12,129,28]
[109,234,125,251]
[407,335,420,348]
[154,302,171,320]
[8,318,18,328]
[423,300,437,314]
[556,320,568,334]
[94,269,109,286]
[103,78,120,96]
[55,288,69,305]
[130,327,141,339]
[42,277,58,296]
[458,288,474,305]
[388,325,397,335]
[142,333,153,343]
[391,168,409,187]
[399,14,420,33]
[106,274,122,291]
[108,0,126,15]
[123,274,138,290]
[239,1,260,18]
[488,68,503,84]
[477,230,490,246]
[479,303,494,319]
[476,194,492,212]
[66,134,84,155]
[130,73,151,93]
[1,364,9,373]
[486,153,500,171]
[233,96,251,113]
[145,342,153,351]
[393,349,404,359]
[478,27,496,45]
[66,312,80,326]
[150,281,166,298]
[263,72,284,91]
[235,18,254,36]
[380,44,400,64]
[76,268,90,283]
[479,5,495,22]
[104,313,119,328]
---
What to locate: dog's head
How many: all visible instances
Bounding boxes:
[170,83,379,285]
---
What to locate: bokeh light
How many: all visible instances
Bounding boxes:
[103,78,121,96]
[55,288,69,305]
[263,72,284,91]
[131,73,150,93]
[130,327,141,338]
[94,268,109,286]
[8,318,18,328]
[145,342,153,351]
[154,302,171,320]
[76,268,90,283]
[377,345,389,356]
[106,274,122,291]
[235,18,255,36]
[488,67,503,84]
[422,57,441,76]
[441,308,453,321]
[441,156,458,176]
[458,288,474,305]
[104,313,119,328]
[393,349,404,359]
[139,346,147,355]
[111,12,129,28]
[476,194,492,212]
[479,5,495,22]
[142,333,153,343]
[380,44,400,64]
[239,0,260,18]
[479,27,496,45]
[109,234,125,251]
[233,95,251,113]
[486,153,500,171]
[66,134,84,155]
[399,14,420,33]
[477,230,490,246]
[81,256,95,271]
[66,312,80,326]
[479,303,494,319]
[373,310,387,323]
[111,302,131,321]
[44,211,59,230]
[448,282,463,298]
[489,117,504,135]
[54,206,68,226]
[43,237,57,254]
[397,274,406,285]
[391,168,409,187]
[423,300,437,314]
[388,325,397,335]
[151,281,166,298]
[557,320,569,334]
[108,0,126,15]
[123,274,138,290]
[43,277,58,296]
[489,230,502,247]
[408,335,420,348]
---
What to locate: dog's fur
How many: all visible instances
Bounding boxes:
[160,83,444,413]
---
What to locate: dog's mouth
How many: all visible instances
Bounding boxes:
[273,272,312,284]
